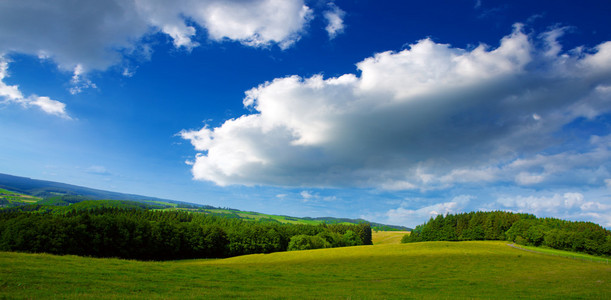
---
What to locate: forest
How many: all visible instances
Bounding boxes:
[402,211,611,256]
[0,206,372,260]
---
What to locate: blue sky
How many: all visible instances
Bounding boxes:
[1,0,611,228]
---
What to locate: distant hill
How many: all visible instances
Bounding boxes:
[0,173,202,208]
[0,173,410,230]
[197,209,411,231]
[304,217,411,231]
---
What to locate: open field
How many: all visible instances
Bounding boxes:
[1,241,609,299]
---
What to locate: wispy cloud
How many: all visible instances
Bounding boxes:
[69,64,97,95]
[324,2,346,39]
[0,56,71,119]
[86,165,111,176]
[378,195,473,226]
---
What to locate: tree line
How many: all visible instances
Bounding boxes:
[0,207,372,260]
[402,211,611,256]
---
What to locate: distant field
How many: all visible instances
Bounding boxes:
[0,188,41,205]
[372,230,410,244]
[1,241,609,299]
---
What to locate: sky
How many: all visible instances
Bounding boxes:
[1,0,611,228]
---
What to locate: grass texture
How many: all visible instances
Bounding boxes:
[1,241,609,299]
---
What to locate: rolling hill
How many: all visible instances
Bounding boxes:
[0,173,199,207]
[1,241,609,299]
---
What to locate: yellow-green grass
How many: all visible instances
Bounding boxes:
[1,241,609,299]
[372,230,410,244]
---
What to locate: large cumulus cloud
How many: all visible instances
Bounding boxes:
[181,25,611,189]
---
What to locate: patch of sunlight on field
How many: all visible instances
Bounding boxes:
[2,241,610,299]
[372,230,410,244]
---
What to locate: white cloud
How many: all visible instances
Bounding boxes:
[324,2,345,39]
[379,180,417,191]
[0,0,319,117]
[0,57,23,101]
[182,24,611,189]
[196,0,312,49]
[86,165,111,175]
[439,167,498,185]
[497,192,587,214]
[0,0,148,71]
[514,172,545,185]
[0,56,70,119]
[399,134,611,190]
[29,96,70,118]
[69,64,97,95]
[300,190,314,200]
[383,195,473,226]
[496,191,611,227]
[357,24,531,99]
[0,0,314,72]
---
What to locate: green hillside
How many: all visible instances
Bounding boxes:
[1,241,609,299]
[194,207,409,229]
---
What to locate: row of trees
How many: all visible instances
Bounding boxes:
[0,207,372,260]
[287,227,369,251]
[402,211,611,256]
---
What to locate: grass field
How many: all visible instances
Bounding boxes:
[372,230,410,244]
[1,241,609,299]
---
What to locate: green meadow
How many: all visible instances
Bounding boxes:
[1,241,609,299]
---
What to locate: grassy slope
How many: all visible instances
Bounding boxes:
[1,241,609,299]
